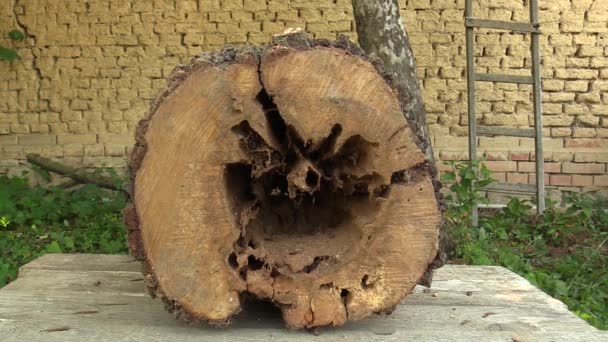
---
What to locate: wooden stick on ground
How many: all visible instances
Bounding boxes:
[25,153,122,191]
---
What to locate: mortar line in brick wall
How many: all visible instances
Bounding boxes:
[13,0,42,106]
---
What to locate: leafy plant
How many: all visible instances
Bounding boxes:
[0,29,24,61]
[441,160,494,227]
[8,29,24,42]
[443,161,608,330]
[0,172,128,287]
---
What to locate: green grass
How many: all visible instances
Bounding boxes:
[0,173,127,287]
[443,161,608,330]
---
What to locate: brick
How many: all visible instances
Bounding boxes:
[518,162,561,173]
[596,128,608,138]
[57,134,97,145]
[550,127,572,137]
[220,0,243,10]
[509,152,530,161]
[484,161,517,172]
[552,152,574,162]
[49,123,69,134]
[564,80,589,92]
[506,173,528,184]
[98,134,134,144]
[555,68,597,79]
[242,0,264,11]
[565,138,608,148]
[543,79,564,91]
[550,175,572,186]
[30,124,50,134]
[578,46,603,57]
[572,175,593,186]
[64,144,84,157]
[578,115,600,126]
[545,92,576,102]
[479,137,520,149]
[484,151,508,161]
[577,92,601,103]
[572,128,597,138]
[439,150,467,161]
[544,115,575,126]
[84,144,105,157]
[11,124,30,134]
[0,135,18,145]
[262,21,284,33]
[564,104,585,115]
[105,144,126,156]
[594,176,608,186]
[434,136,468,149]
[492,172,506,183]
[562,162,605,174]
[18,135,57,145]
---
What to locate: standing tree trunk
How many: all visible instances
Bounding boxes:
[352,0,433,162]
[125,31,444,329]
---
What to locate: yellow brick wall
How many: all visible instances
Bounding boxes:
[0,0,606,194]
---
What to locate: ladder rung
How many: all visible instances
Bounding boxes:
[478,203,538,210]
[475,73,534,84]
[465,18,540,33]
[483,182,537,194]
[477,125,536,138]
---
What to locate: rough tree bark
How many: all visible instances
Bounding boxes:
[352,0,433,162]
[124,31,445,330]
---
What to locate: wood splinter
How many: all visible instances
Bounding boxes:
[125,31,445,329]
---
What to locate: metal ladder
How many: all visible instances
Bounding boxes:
[465,0,545,225]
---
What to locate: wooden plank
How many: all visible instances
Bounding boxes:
[0,254,605,341]
[465,18,540,33]
[18,253,139,276]
[530,0,546,214]
[1,270,572,310]
[484,182,537,194]
[0,315,604,342]
[1,291,605,342]
[476,125,535,138]
[475,73,534,84]
[465,0,478,226]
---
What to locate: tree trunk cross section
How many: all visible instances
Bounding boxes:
[124,33,445,329]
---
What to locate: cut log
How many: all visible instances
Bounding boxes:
[125,32,444,330]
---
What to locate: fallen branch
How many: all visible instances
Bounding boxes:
[26,153,122,191]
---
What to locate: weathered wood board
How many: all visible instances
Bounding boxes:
[0,254,605,341]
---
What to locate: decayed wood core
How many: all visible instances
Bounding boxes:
[127,41,442,329]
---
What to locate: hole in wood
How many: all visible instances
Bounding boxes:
[228,253,238,270]
[224,105,382,276]
[361,274,374,289]
[305,168,319,188]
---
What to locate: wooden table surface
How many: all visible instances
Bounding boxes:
[0,254,605,341]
